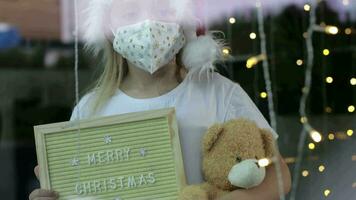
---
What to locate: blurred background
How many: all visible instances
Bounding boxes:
[0,0,355,199]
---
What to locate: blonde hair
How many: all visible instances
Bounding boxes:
[85,40,127,116]
[84,40,184,116]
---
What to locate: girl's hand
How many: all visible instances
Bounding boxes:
[29,165,59,200]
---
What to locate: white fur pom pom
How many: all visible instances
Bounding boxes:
[182,34,223,73]
[83,0,112,55]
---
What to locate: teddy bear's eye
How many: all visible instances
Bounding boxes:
[236,156,242,162]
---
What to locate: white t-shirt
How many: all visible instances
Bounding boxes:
[70,71,278,184]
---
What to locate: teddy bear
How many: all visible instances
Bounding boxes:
[179,118,275,200]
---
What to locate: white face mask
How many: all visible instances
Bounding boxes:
[112,20,186,74]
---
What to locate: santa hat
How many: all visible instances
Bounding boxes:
[82,0,223,72]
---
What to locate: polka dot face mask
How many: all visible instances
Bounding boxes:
[113,20,186,74]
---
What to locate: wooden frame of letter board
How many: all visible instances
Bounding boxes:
[34,108,186,199]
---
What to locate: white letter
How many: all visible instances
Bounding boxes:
[147,172,156,184]
[127,176,137,188]
[87,153,97,165]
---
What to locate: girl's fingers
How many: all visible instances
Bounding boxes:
[34,165,40,180]
[29,189,58,200]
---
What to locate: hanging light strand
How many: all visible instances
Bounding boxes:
[290,1,318,199]
[74,0,82,183]
[256,2,285,200]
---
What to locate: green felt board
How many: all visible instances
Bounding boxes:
[34,109,185,200]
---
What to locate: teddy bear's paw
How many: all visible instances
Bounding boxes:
[178,185,209,200]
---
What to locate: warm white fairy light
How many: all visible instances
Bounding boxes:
[308,142,316,150]
[350,78,356,85]
[348,105,355,113]
[222,48,230,56]
[323,49,330,56]
[246,54,266,68]
[325,76,333,84]
[302,170,309,177]
[258,158,271,167]
[328,133,335,140]
[325,26,339,35]
[260,92,268,98]
[250,32,257,39]
[311,130,322,143]
[296,59,304,66]
[229,17,236,24]
[347,129,354,137]
[345,28,352,35]
[324,189,331,197]
[304,4,311,11]
[318,165,325,172]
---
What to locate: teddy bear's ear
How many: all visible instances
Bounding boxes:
[260,129,275,158]
[203,124,224,154]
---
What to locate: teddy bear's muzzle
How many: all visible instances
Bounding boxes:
[227,159,266,189]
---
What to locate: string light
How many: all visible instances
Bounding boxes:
[222,48,230,56]
[328,133,335,140]
[302,170,309,177]
[229,17,236,24]
[318,165,325,172]
[350,78,356,85]
[250,32,257,40]
[325,76,333,84]
[324,189,331,197]
[348,105,355,113]
[323,49,330,56]
[345,28,352,35]
[246,54,266,69]
[325,107,332,113]
[311,130,322,143]
[308,143,315,150]
[304,4,311,11]
[324,26,339,35]
[296,59,303,66]
[347,129,354,137]
[258,158,270,167]
[260,92,268,98]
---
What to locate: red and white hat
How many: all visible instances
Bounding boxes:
[82,0,223,72]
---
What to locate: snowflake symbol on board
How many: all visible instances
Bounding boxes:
[71,157,80,166]
[104,135,112,144]
[139,148,147,157]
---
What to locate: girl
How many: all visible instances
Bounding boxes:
[29,0,291,199]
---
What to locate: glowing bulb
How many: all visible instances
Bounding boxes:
[324,189,331,197]
[328,133,335,140]
[323,49,330,56]
[325,26,339,35]
[260,92,267,99]
[229,17,236,24]
[304,4,311,11]
[296,59,303,66]
[311,131,322,143]
[343,0,350,6]
[258,158,270,167]
[222,48,230,56]
[350,78,356,85]
[308,143,315,150]
[345,28,352,35]
[249,32,257,40]
[325,107,332,113]
[347,129,354,137]
[318,165,325,172]
[348,105,355,113]
[302,170,309,177]
[300,116,308,124]
[325,77,333,84]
